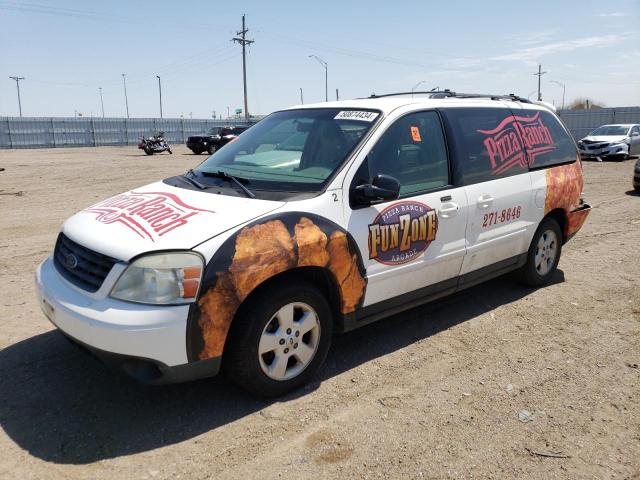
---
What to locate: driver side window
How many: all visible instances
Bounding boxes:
[367,110,449,195]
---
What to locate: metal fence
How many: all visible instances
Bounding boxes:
[0,117,254,149]
[1,107,639,149]
[557,106,640,140]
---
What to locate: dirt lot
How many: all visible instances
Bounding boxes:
[0,145,638,479]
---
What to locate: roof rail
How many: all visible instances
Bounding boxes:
[364,90,532,104]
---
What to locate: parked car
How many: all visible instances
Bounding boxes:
[578,124,640,161]
[36,92,591,396]
[186,125,250,155]
[634,158,640,191]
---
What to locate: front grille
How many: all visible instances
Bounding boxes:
[53,233,118,292]
[588,143,608,150]
[187,136,201,143]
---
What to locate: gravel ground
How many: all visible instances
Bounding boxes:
[0,145,638,480]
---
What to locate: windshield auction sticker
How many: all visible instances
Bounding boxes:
[368,201,438,265]
[334,111,379,122]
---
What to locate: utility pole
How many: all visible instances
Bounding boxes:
[121,73,129,118]
[99,87,105,118]
[550,80,566,110]
[9,76,25,117]
[156,75,163,118]
[533,64,547,101]
[227,106,230,118]
[232,14,254,122]
[299,87,304,104]
[336,88,339,101]
[309,55,328,102]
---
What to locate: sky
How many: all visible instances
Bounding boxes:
[0,0,638,118]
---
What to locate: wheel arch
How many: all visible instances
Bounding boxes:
[226,266,343,350]
[544,208,568,243]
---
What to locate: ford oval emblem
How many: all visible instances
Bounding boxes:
[65,253,79,269]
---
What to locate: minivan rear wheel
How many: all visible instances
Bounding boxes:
[223,282,333,397]
[518,217,562,287]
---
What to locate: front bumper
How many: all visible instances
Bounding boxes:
[35,256,220,384]
[565,202,592,241]
[579,143,628,159]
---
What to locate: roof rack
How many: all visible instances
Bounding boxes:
[364,90,532,104]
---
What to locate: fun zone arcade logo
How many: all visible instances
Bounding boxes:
[368,201,438,265]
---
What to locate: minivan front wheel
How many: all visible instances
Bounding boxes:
[518,217,562,287]
[224,283,333,397]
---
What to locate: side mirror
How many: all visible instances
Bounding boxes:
[353,174,401,205]
[631,131,639,137]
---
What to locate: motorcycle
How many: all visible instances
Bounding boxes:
[138,132,173,155]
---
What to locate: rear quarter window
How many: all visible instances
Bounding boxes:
[518,109,577,170]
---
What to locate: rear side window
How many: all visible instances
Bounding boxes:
[518,109,577,169]
[442,108,529,184]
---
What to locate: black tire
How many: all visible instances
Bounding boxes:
[192,150,202,155]
[207,145,216,155]
[223,282,333,397]
[144,147,153,155]
[518,217,562,287]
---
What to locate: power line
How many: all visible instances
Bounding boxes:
[232,14,254,122]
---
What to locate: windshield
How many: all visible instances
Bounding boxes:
[195,108,381,192]
[206,127,222,135]
[589,125,629,136]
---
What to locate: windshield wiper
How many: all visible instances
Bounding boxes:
[182,169,208,190]
[200,170,256,198]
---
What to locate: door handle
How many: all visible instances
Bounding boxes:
[477,194,494,209]
[439,202,459,218]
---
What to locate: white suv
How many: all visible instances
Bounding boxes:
[36,92,591,396]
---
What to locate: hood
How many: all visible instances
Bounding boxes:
[581,135,628,143]
[188,134,220,139]
[62,181,285,261]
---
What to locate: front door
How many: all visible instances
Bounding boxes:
[344,110,468,308]
[630,126,640,155]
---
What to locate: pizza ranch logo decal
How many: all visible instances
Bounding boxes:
[84,191,214,241]
[368,201,438,265]
[478,112,555,175]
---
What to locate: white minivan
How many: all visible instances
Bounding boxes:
[36,92,591,396]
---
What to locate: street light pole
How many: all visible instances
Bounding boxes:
[121,73,129,118]
[411,80,427,98]
[9,76,25,117]
[308,55,328,102]
[299,87,304,104]
[156,75,163,118]
[550,80,566,110]
[99,87,104,118]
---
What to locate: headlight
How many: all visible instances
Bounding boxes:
[202,141,208,145]
[111,252,204,305]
